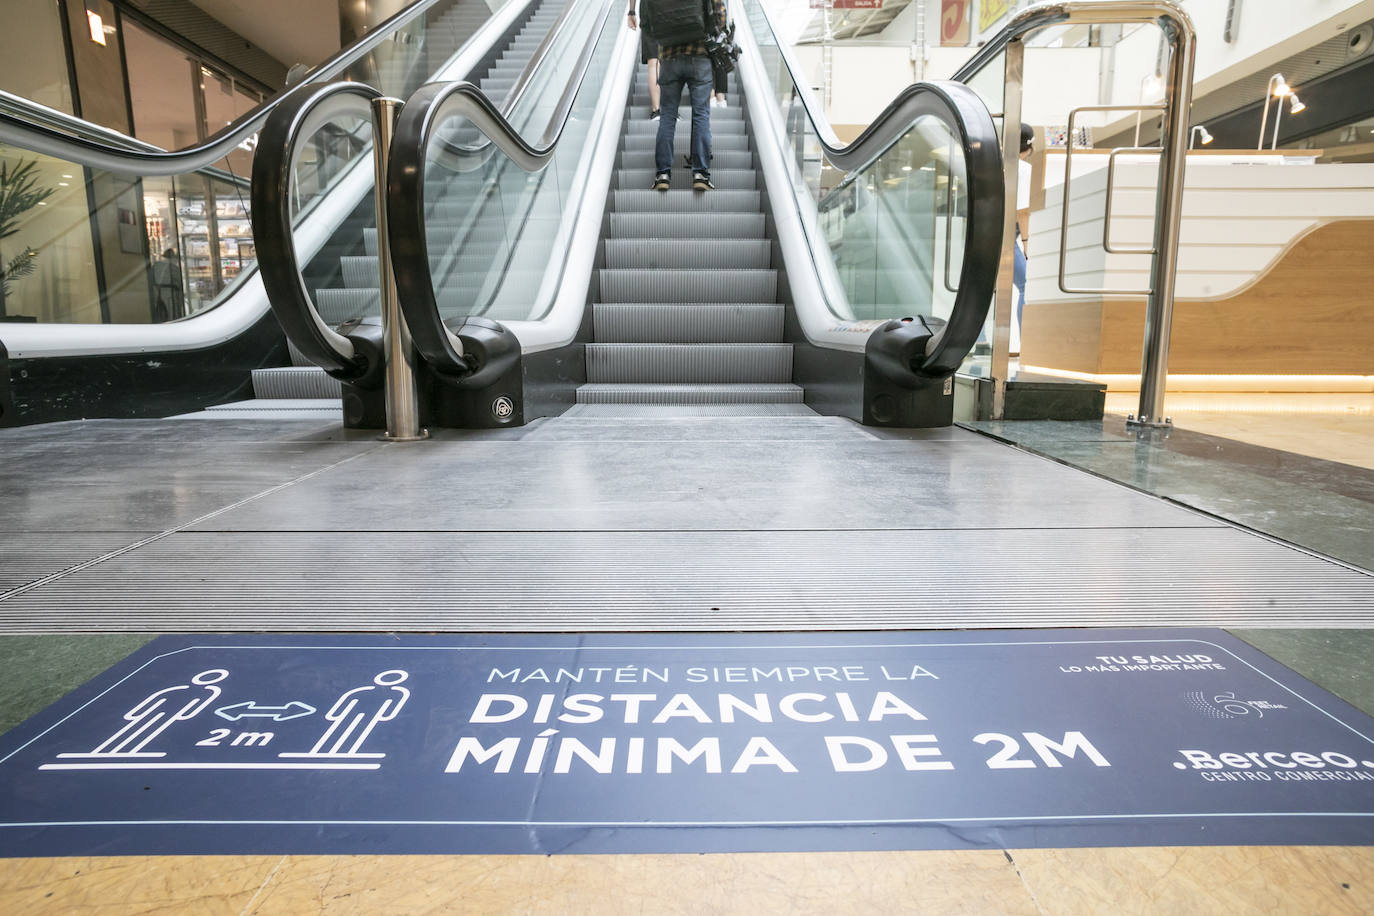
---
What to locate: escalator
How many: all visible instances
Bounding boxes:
[243,0,1001,431]
[0,0,566,426]
[0,0,1002,430]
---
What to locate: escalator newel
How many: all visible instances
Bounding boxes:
[864,317,955,427]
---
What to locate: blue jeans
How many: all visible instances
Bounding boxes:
[655,55,712,174]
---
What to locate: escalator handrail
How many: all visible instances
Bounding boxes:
[736,2,1002,375]
[385,0,619,376]
[251,82,381,378]
[0,0,467,176]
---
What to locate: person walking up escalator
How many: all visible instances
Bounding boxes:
[643,0,727,191]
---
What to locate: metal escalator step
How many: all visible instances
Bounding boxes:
[626,107,743,122]
[315,288,380,324]
[363,227,377,257]
[617,168,754,190]
[594,304,784,343]
[339,256,379,289]
[612,190,760,213]
[577,383,804,404]
[624,120,746,135]
[608,212,765,238]
[621,134,748,152]
[562,403,817,417]
[599,268,776,302]
[604,239,770,269]
[251,366,342,399]
[619,150,753,170]
[630,94,737,108]
[587,343,792,383]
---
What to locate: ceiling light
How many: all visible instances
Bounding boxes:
[1288,94,1306,114]
[901,165,912,171]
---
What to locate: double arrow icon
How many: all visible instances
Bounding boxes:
[214,701,316,722]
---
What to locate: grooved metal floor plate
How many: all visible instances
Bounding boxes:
[2,417,1371,633]
[0,534,142,593]
[0,529,1369,632]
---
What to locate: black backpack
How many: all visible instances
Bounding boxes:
[643,0,713,47]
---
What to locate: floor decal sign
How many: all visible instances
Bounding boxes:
[0,629,1371,855]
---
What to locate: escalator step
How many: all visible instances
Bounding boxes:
[608,212,765,238]
[593,304,784,343]
[599,268,776,303]
[618,150,753,170]
[251,367,341,400]
[624,120,746,135]
[612,190,760,213]
[621,134,749,152]
[617,168,755,190]
[340,256,380,289]
[585,343,793,383]
[315,288,381,324]
[626,107,744,122]
[577,383,804,405]
[604,239,770,269]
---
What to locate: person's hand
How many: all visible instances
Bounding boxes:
[627,11,638,29]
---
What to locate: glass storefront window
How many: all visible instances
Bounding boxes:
[0,0,77,114]
[0,148,101,323]
[124,19,200,151]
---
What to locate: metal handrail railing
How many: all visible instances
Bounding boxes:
[0,0,491,176]
[949,1,1196,428]
[1057,103,1164,295]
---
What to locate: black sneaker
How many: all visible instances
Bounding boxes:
[692,171,714,191]
[652,172,671,191]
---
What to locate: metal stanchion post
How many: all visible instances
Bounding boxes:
[1129,15,1196,430]
[370,96,428,442]
[990,40,1024,421]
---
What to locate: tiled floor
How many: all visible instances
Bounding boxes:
[1104,391,1374,471]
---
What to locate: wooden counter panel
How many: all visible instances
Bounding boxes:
[1022,220,1374,375]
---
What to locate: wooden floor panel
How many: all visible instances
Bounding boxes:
[2,848,1370,914]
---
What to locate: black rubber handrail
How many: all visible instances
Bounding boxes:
[250,82,382,380]
[385,0,618,377]
[865,83,1003,376]
[0,0,480,176]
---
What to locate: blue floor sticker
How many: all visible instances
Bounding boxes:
[0,629,1371,856]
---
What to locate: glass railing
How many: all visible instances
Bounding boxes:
[740,0,984,339]
[409,0,617,325]
[0,0,517,326]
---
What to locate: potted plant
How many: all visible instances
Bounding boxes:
[0,146,57,319]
